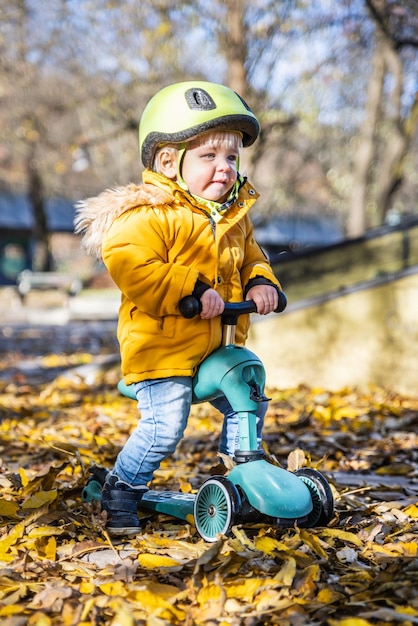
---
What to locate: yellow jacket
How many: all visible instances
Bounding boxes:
[75,170,281,384]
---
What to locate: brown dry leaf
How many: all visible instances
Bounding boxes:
[27,583,74,611]
[287,447,307,471]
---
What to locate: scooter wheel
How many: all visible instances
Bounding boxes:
[294,468,334,527]
[194,476,241,542]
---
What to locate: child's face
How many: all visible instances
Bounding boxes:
[180,132,240,202]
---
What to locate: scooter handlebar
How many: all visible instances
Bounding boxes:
[179,290,287,321]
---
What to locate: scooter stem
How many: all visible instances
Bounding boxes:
[223,324,236,346]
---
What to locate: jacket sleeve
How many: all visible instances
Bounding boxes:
[102,209,199,317]
[239,215,282,291]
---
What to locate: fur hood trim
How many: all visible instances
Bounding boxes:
[74,182,173,259]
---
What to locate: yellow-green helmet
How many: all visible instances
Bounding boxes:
[139,80,260,168]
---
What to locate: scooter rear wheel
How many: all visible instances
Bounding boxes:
[294,468,334,527]
[194,476,241,542]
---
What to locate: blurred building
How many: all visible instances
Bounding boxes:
[254,214,344,263]
[0,193,91,284]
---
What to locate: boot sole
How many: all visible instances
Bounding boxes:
[106,525,142,537]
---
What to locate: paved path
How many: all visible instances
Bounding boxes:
[0,287,120,384]
[0,287,120,324]
[0,319,119,384]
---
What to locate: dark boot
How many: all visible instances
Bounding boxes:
[101,474,146,537]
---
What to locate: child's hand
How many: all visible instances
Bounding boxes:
[246,285,278,315]
[200,289,225,319]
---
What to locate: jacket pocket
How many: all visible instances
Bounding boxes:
[160,315,176,338]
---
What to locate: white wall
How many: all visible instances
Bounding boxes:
[247,271,418,395]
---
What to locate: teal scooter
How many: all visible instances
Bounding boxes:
[82,294,334,541]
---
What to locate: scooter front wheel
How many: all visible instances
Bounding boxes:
[194,476,241,542]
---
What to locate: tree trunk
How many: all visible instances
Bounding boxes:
[346,36,385,238]
[224,0,247,97]
[27,151,53,271]
[373,39,413,226]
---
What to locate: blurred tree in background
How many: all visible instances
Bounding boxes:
[0,0,417,269]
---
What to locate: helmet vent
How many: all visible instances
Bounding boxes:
[185,88,216,111]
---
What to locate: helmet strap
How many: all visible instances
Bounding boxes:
[176,146,189,191]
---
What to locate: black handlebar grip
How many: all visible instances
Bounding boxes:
[275,290,287,313]
[179,291,287,319]
[178,296,201,318]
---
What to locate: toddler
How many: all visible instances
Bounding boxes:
[75,81,283,535]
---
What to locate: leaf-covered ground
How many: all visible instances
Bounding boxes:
[0,323,418,626]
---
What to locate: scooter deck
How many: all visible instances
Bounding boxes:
[81,476,196,522]
[139,490,195,522]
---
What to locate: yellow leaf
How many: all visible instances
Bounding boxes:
[196,582,223,607]
[392,605,418,617]
[300,529,328,558]
[27,526,65,539]
[99,581,128,597]
[127,586,185,621]
[43,536,57,561]
[255,536,289,554]
[111,606,136,626]
[0,521,25,553]
[0,499,19,519]
[333,406,362,420]
[224,578,268,600]
[18,467,29,487]
[22,489,58,509]
[132,582,179,602]
[0,580,28,604]
[317,587,346,604]
[375,463,413,476]
[380,541,417,557]
[80,596,100,622]
[27,611,52,625]
[319,528,363,547]
[231,527,256,549]
[137,553,181,569]
[404,503,418,518]
[0,605,24,616]
[138,535,203,560]
[275,556,296,586]
[79,581,95,595]
[177,478,193,493]
[0,550,14,564]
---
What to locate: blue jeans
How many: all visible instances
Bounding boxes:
[110,376,267,488]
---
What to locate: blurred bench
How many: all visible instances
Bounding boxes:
[17,270,83,301]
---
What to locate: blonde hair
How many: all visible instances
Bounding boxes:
[153,130,243,173]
